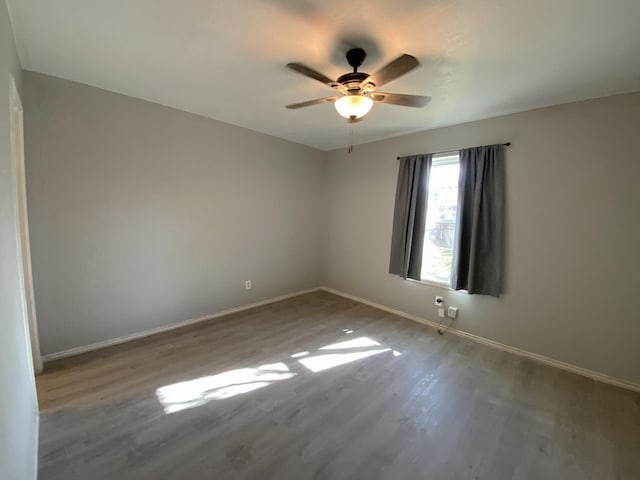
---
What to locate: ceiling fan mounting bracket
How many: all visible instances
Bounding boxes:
[346,48,367,72]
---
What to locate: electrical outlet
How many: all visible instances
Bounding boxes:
[435,296,444,306]
[245,280,252,290]
[447,307,458,319]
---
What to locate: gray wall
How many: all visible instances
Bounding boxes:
[325,93,640,385]
[23,71,326,356]
[0,1,39,479]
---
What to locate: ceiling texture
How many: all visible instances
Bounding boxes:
[7,0,640,150]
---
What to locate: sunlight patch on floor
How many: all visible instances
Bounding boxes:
[290,351,309,358]
[156,362,295,414]
[319,336,382,350]
[156,334,401,413]
[297,348,391,373]
[297,337,392,373]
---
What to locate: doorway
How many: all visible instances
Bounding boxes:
[10,75,43,374]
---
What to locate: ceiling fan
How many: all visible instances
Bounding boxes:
[285,48,431,123]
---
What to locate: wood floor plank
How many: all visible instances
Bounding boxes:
[37,291,640,479]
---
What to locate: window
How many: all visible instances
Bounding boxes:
[420,153,460,284]
[390,145,504,295]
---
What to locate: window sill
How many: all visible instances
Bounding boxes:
[404,277,452,290]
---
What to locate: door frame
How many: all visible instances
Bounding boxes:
[10,75,43,374]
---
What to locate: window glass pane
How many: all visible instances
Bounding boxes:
[421,155,460,283]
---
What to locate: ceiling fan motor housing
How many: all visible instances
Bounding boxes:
[337,71,371,91]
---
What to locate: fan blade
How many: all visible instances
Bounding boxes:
[286,96,339,109]
[286,62,338,88]
[362,54,419,88]
[371,92,431,108]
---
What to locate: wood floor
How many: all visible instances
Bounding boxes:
[37,291,640,479]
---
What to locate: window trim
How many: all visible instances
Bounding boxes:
[431,151,459,166]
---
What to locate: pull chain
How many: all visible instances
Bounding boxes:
[348,125,354,154]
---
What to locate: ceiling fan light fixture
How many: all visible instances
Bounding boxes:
[334,94,373,120]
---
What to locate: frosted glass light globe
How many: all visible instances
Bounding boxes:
[334,95,374,120]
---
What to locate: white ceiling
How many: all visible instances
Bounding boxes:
[7,0,640,150]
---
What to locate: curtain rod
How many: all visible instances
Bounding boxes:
[396,142,511,160]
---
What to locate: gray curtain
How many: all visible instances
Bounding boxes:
[389,154,432,280]
[451,144,505,296]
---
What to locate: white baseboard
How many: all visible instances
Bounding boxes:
[42,285,640,393]
[42,287,322,362]
[319,286,640,393]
